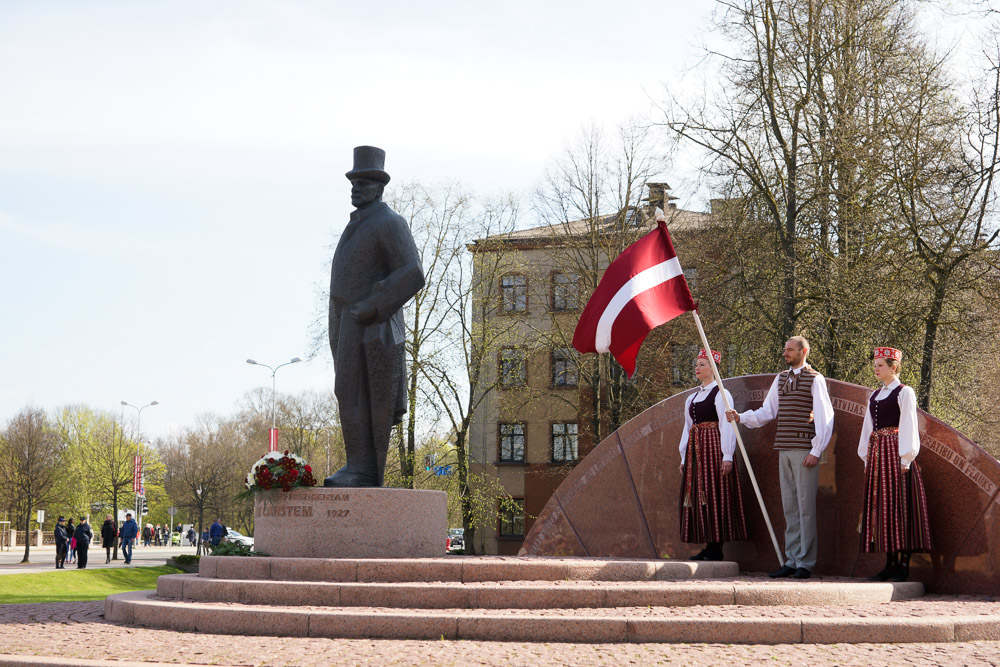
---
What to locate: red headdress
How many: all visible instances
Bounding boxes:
[697,349,722,364]
[873,347,902,362]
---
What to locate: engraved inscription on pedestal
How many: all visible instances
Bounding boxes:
[253,487,445,559]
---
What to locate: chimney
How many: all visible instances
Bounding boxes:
[645,183,669,212]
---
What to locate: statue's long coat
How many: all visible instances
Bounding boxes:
[329,200,424,455]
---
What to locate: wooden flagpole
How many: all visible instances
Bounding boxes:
[690,309,783,566]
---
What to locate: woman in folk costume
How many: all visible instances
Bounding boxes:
[678,349,748,560]
[858,347,932,581]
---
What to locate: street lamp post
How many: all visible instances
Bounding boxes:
[121,400,159,549]
[246,357,301,452]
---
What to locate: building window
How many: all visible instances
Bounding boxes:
[498,423,525,463]
[498,348,526,388]
[671,344,699,386]
[500,274,527,313]
[551,422,579,463]
[499,498,525,538]
[551,272,580,311]
[551,348,579,387]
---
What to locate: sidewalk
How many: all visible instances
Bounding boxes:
[0,600,999,666]
[0,545,199,575]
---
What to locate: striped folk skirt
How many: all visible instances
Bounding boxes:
[860,427,933,553]
[679,422,748,544]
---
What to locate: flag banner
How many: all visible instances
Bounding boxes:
[133,455,142,492]
[269,427,280,452]
[572,208,696,377]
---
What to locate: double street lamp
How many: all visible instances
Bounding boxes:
[121,400,159,532]
[246,357,301,451]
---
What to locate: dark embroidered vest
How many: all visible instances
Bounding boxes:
[690,386,720,424]
[774,367,818,450]
[870,384,904,430]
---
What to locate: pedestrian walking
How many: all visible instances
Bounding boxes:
[54,516,68,569]
[187,527,197,547]
[209,519,226,547]
[858,347,933,581]
[119,512,138,564]
[101,514,117,563]
[142,523,153,547]
[75,517,93,569]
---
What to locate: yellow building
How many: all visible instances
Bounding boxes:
[467,184,714,555]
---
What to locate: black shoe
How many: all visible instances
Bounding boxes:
[866,567,893,582]
[690,548,709,561]
[888,566,909,582]
[705,544,724,561]
[769,565,796,578]
[793,567,811,579]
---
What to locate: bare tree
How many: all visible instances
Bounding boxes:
[887,40,1000,408]
[161,416,240,554]
[0,408,64,563]
[421,193,528,554]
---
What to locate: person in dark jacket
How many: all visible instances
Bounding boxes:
[65,518,76,564]
[186,527,197,547]
[100,514,118,563]
[54,516,68,569]
[74,517,93,569]
[119,513,138,564]
[209,519,226,547]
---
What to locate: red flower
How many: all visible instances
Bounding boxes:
[304,465,312,473]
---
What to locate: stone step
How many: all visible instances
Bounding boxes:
[198,555,738,582]
[104,590,1000,644]
[160,573,924,609]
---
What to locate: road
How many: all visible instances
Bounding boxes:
[0,543,201,575]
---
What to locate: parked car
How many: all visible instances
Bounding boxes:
[446,528,464,553]
[224,529,254,547]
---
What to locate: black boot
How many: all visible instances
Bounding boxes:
[867,552,897,581]
[705,542,724,561]
[690,546,709,560]
[889,552,910,582]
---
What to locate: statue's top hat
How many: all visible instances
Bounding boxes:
[345,145,391,184]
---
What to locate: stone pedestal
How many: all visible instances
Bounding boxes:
[252,487,446,558]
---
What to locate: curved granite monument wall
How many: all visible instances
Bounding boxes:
[520,375,1000,595]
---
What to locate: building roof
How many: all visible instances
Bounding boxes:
[471,204,713,248]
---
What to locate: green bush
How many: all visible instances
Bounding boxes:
[172,554,200,565]
[209,541,268,557]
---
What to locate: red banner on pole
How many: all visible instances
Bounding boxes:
[269,428,279,452]
[133,455,142,492]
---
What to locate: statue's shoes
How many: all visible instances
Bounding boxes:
[324,469,378,488]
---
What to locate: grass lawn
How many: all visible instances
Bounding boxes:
[0,565,182,604]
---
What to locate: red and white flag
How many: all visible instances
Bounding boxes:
[572,209,696,377]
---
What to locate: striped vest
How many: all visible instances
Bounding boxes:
[774,367,818,450]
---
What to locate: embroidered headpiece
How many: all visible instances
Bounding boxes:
[697,349,722,363]
[873,347,902,362]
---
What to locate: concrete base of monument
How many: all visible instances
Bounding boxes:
[252,487,446,558]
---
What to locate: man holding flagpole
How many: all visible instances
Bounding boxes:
[726,336,834,579]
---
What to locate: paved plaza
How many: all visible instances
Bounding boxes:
[0,544,199,575]
[0,600,998,666]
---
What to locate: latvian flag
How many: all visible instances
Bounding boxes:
[572,208,696,377]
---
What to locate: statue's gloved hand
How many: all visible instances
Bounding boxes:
[350,299,378,324]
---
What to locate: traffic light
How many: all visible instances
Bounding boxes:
[141,498,149,516]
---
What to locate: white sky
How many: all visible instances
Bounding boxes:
[0,1,989,441]
[0,0,721,440]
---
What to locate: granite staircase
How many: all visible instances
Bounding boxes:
[104,555,1000,643]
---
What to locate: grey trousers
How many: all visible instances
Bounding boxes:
[777,448,820,570]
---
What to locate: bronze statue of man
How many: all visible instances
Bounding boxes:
[325,146,424,487]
